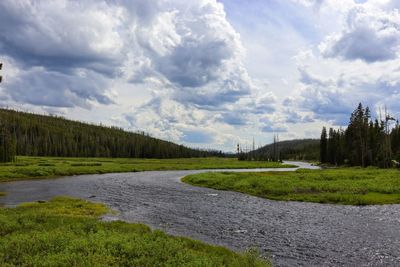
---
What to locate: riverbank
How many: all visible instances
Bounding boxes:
[182,167,400,205]
[0,197,269,266]
[0,156,296,182]
[1,166,399,265]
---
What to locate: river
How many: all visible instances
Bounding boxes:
[0,161,399,266]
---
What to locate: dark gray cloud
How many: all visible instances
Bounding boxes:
[156,40,232,88]
[6,68,113,108]
[173,83,251,109]
[0,1,123,74]
[0,0,124,108]
[323,26,399,62]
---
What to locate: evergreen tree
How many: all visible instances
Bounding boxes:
[0,122,16,162]
[0,108,222,159]
[320,103,399,168]
[320,127,328,163]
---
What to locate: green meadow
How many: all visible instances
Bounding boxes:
[183,168,400,205]
[0,197,270,267]
[0,156,295,183]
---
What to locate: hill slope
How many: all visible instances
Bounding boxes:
[254,139,319,161]
[0,108,219,159]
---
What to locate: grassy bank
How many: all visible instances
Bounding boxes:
[0,156,295,182]
[182,168,400,205]
[0,197,270,267]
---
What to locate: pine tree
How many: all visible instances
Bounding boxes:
[0,108,222,160]
[320,103,398,168]
[320,127,327,163]
[0,122,16,163]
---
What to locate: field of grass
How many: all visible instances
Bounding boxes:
[0,156,295,182]
[182,168,400,205]
[0,197,269,267]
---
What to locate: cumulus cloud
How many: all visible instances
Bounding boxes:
[289,58,400,126]
[6,67,113,108]
[131,0,255,109]
[11,0,400,149]
[281,0,400,129]
[0,0,274,124]
[320,5,400,62]
[108,0,277,145]
[0,0,124,108]
[0,0,124,73]
[259,116,289,133]
[284,109,315,124]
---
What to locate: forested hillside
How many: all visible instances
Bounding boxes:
[0,109,221,161]
[320,103,400,168]
[241,139,319,161]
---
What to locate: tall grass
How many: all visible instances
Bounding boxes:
[0,156,295,182]
[0,197,270,267]
[183,168,400,205]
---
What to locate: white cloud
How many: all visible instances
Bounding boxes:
[2,0,399,151]
[0,0,278,151]
[278,0,400,129]
[0,0,124,72]
[320,5,400,62]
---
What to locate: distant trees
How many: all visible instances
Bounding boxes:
[392,122,400,162]
[320,103,400,168]
[0,63,15,163]
[239,137,320,161]
[0,108,223,159]
[0,121,16,163]
[320,127,327,164]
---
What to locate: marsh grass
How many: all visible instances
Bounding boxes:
[182,168,400,205]
[0,156,295,182]
[0,197,270,267]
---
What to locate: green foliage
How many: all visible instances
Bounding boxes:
[320,127,327,163]
[0,108,223,159]
[183,168,400,205]
[320,103,400,168]
[252,139,320,161]
[0,122,16,163]
[392,123,400,162]
[0,197,270,267]
[0,156,294,182]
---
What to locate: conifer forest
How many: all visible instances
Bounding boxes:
[0,109,222,162]
[320,103,400,168]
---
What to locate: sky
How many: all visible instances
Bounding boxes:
[0,0,399,152]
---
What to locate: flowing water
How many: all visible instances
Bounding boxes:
[0,162,399,266]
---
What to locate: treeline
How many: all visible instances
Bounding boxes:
[320,103,400,168]
[0,120,16,162]
[0,108,223,162]
[239,139,319,161]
